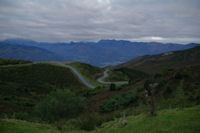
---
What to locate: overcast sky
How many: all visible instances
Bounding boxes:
[0,0,200,43]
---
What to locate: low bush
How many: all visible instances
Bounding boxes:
[99,88,140,112]
[110,83,116,91]
[174,70,191,79]
[34,89,86,122]
[163,84,173,98]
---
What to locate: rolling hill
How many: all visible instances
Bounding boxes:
[116,46,200,74]
[0,46,200,133]
[0,58,31,66]
[68,62,104,86]
[0,62,89,116]
[1,105,200,133]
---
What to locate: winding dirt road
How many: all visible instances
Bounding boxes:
[54,62,96,89]
[97,69,128,85]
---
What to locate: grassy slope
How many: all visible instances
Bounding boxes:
[111,68,148,83]
[104,70,129,82]
[1,105,200,133]
[98,64,200,113]
[98,105,200,133]
[0,119,60,133]
[116,46,200,74]
[69,62,104,87]
[0,58,31,66]
[0,63,88,115]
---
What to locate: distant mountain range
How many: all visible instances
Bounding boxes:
[1,38,199,66]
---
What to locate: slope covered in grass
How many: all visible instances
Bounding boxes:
[69,62,103,86]
[105,67,148,83]
[117,46,200,74]
[0,63,88,116]
[103,70,129,82]
[0,119,60,133]
[98,105,200,133]
[1,105,200,133]
[0,58,31,66]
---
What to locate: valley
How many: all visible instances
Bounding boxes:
[0,46,200,133]
[1,39,199,66]
[1,0,200,132]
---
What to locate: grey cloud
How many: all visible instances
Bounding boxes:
[0,0,200,43]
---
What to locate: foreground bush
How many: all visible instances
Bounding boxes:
[34,89,86,122]
[99,88,140,112]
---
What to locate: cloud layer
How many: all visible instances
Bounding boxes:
[0,0,200,43]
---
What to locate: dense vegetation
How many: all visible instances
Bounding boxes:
[34,89,86,122]
[99,87,141,112]
[0,63,88,118]
[117,46,200,74]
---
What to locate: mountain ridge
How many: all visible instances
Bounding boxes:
[1,38,200,66]
[115,46,200,74]
[0,42,63,62]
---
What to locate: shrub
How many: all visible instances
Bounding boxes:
[99,88,140,112]
[77,114,103,131]
[34,89,86,122]
[110,83,116,91]
[154,73,162,78]
[174,70,190,79]
[163,84,173,98]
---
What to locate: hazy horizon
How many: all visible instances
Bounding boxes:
[1,37,200,45]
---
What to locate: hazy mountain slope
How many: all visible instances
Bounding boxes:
[116,46,200,74]
[0,42,63,62]
[2,39,200,66]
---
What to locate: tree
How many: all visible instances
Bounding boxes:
[144,80,158,116]
[34,89,86,122]
[110,83,116,91]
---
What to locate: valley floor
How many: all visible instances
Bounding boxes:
[1,105,200,133]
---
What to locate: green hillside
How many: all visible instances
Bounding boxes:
[0,58,31,66]
[116,46,200,74]
[103,70,129,82]
[69,62,104,86]
[105,68,149,83]
[0,46,200,133]
[0,63,88,116]
[1,105,200,133]
[99,64,200,114]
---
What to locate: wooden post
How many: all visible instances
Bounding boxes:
[123,112,125,121]
[122,111,127,126]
